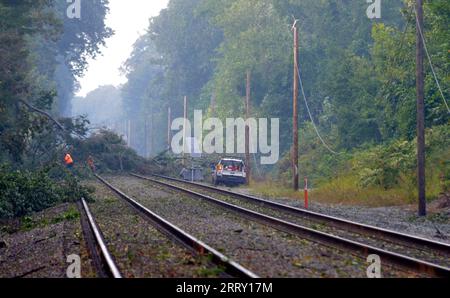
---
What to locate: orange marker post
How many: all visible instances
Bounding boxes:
[304,177,309,209]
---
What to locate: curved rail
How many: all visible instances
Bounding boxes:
[94,174,259,278]
[131,173,450,278]
[78,198,122,278]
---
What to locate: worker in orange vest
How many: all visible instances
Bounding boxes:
[87,155,96,172]
[64,153,74,168]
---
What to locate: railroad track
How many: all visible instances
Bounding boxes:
[93,174,259,278]
[78,198,122,278]
[131,173,450,278]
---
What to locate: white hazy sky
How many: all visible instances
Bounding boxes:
[76,0,169,97]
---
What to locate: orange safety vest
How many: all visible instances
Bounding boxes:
[87,156,95,170]
[64,154,74,165]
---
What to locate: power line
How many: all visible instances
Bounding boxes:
[414,7,450,113]
[294,59,342,155]
[289,5,448,156]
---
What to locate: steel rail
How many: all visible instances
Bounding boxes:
[79,198,122,278]
[143,173,450,256]
[94,174,259,278]
[131,173,450,278]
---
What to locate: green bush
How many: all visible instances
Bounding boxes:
[0,165,93,219]
[272,124,449,202]
[352,125,449,190]
[72,130,145,173]
[353,140,415,189]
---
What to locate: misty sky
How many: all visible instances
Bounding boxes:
[77,0,169,97]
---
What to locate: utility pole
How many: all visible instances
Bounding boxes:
[416,0,426,216]
[183,96,188,167]
[127,119,131,147]
[144,116,148,157]
[150,108,154,158]
[167,107,172,150]
[211,91,216,115]
[245,70,251,186]
[292,20,299,191]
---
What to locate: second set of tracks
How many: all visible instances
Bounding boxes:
[129,173,450,278]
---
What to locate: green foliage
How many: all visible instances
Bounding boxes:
[0,164,93,219]
[0,0,112,164]
[210,0,291,119]
[353,140,415,189]
[39,0,113,116]
[353,125,449,190]
[1,0,449,212]
[371,2,449,140]
[271,124,449,205]
[20,207,80,231]
[123,0,447,158]
[0,1,116,219]
[73,130,146,173]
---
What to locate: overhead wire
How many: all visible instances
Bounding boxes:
[413,6,450,113]
[294,58,342,155]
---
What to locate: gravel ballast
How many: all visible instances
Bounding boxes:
[86,181,228,278]
[228,187,450,244]
[107,176,418,278]
[0,204,95,278]
[152,177,450,268]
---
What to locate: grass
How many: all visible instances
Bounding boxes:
[20,206,80,231]
[195,266,225,278]
[305,176,413,207]
[127,250,136,263]
[156,250,171,261]
[249,172,445,208]
[57,207,80,222]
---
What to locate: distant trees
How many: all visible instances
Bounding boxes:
[41,0,113,116]
[0,0,112,164]
[72,85,123,126]
[120,0,448,169]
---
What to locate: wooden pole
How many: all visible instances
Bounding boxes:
[183,96,187,166]
[150,108,154,158]
[245,70,251,185]
[416,0,426,216]
[127,119,131,147]
[292,21,299,191]
[168,107,172,150]
[211,91,216,115]
[144,116,148,157]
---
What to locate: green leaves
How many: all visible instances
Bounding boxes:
[353,140,415,189]
[0,164,92,219]
[352,125,450,190]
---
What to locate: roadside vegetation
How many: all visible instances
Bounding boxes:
[255,125,449,207]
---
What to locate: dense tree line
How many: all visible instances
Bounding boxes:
[122,0,448,196]
[0,0,112,165]
[0,0,113,218]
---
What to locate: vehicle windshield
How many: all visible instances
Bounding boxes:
[221,160,244,171]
